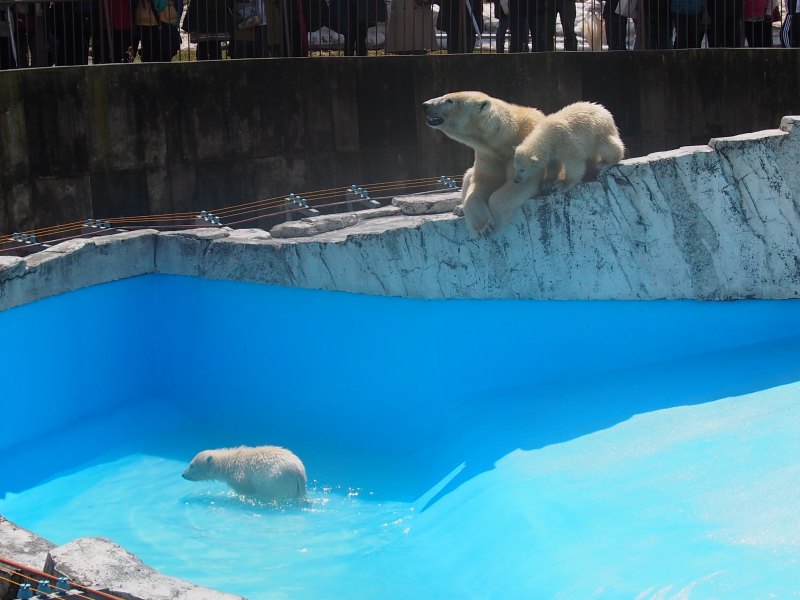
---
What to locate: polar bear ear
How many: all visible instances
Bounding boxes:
[479,100,490,112]
[206,456,214,465]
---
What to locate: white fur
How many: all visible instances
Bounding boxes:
[182,445,307,502]
[514,101,625,195]
[423,91,545,236]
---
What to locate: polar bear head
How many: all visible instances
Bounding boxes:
[422,91,494,145]
[182,450,216,481]
[513,150,544,184]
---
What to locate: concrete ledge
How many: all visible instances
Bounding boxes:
[0,230,158,311]
[708,128,788,150]
[356,205,402,219]
[46,537,246,600]
[0,257,25,283]
[392,191,462,215]
[269,214,359,238]
[156,227,229,278]
[2,117,800,305]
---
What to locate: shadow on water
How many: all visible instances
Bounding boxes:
[416,333,800,510]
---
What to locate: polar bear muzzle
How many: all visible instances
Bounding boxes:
[422,103,445,127]
[181,454,213,481]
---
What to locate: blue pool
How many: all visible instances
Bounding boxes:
[1,275,800,598]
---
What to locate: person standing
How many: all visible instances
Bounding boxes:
[556,0,577,49]
[706,0,743,46]
[602,0,630,49]
[134,0,182,61]
[782,0,800,45]
[493,0,510,51]
[640,0,672,48]
[385,0,438,54]
[671,0,705,47]
[183,0,231,59]
[743,0,778,46]
[438,0,482,53]
[52,0,93,64]
[510,0,556,51]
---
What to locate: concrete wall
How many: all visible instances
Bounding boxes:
[1,115,799,306]
[1,50,799,234]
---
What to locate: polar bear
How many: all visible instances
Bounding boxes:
[513,101,625,193]
[182,445,307,502]
[422,91,545,236]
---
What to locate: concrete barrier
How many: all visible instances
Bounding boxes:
[1,116,799,309]
[2,51,799,235]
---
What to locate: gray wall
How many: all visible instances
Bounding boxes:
[1,49,799,234]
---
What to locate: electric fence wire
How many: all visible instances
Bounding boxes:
[0,176,462,256]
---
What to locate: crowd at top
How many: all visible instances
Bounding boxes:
[0,0,797,69]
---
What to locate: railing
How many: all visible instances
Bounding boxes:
[0,0,796,67]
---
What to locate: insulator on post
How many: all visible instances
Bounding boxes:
[21,233,28,243]
[86,218,93,227]
[12,232,19,241]
[36,580,50,593]
[15,583,33,599]
[439,175,458,189]
[55,577,71,592]
[30,234,38,243]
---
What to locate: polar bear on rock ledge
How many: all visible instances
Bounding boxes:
[514,101,625,195]
[423,91,546,237]
[182,445,307,502]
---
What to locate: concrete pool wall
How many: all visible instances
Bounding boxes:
[2,116,800,311]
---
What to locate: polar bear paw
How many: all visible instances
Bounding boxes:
[462,197,496,238]
[465,208,495,237]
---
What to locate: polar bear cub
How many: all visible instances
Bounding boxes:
[182,445,307,502]
[422,91,545,236]
[514,101,624,193]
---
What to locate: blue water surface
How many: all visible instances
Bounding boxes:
[1,275,799,599]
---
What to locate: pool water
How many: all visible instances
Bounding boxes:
[1,275,800,598]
